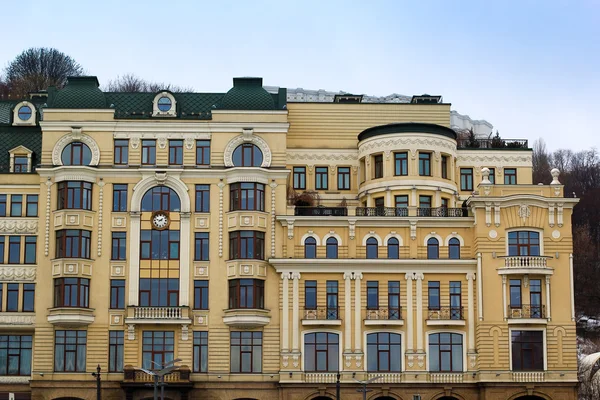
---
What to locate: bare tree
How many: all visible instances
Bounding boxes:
[532,138,551,184]
[105,73,193,93]
[3,47,84,98]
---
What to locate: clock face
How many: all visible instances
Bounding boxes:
[152,212,169,229]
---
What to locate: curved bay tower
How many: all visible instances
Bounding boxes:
[0,77,578,400]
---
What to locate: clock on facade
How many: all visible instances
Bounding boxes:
[151,211,170,230]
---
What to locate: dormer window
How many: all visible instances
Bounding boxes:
[152,92,177,117]
[8,146,33,173]
[14,156,28,172]
[12,101,36,126]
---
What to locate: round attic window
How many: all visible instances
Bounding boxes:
[157,96,172,112]
[18,105,32,121]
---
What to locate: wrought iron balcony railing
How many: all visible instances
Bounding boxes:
[428,306,464,320]
[417,207,468,217]
[304,306,340,320]
[295,207,348,216]
[508,304,546,319]
[356,207,408,217]
[355,207,468,217]
[365,307,402,321]
[457,137,529,149]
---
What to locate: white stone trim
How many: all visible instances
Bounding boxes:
[223,131,272,168]
[425,330,467,372]
[12,101,36,126]
[384,232,404,247]
[508,327,547,371]
[457,150,532,168]
[8,145,33,173]
[52,130,101,166]
[287,149,359,165]
[0,218,38,234]
[130,172,191,213]
[361,232,382,246]
[152,91,177,117]
[300,232,321,246]
[444,233,465,246]
[0,266,36,281]
[322,232,343,246]
[423,233,443,246]
[358,133,457,159]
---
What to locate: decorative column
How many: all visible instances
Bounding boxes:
[344,272,353,353]
[97,179,105,257]
[477,253,483,320]
[128,212,141,306]
[44,179,53,256]
[415,273,424,352]
[282,272,290,352]
[405,273,414,353]
[354,272,363,355]
[269,182,277,258]
[570,254,575,321]
[466,273,476,352]
[545,276,551,320]
[218,181,225,257]
[179,212,191,306]
[385,188,392,207]
[291,272,301,352]
[502,275,507,320]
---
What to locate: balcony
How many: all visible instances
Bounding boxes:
[511,371,545,382]
[367,372,403,383]
[457,137,528,149]
[302,307,341,326]
[364,307,404,326]
[304,372,338,383]
[428,373,464,383]
[427,307,465,326]
[498,256,553,275]
[355,207,468,218]
[47,307,95,327]
[508,305,547,324]
[125,306,191,325]
[222,308,271,328]
[356,207,408,217]
[295,207,348,217]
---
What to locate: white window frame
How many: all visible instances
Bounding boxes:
[152,91,177,117]
[8,145,33,173]
[12,101,36,126]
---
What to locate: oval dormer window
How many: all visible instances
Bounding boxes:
[232,143,263,167]
[18,105,32,121]
[62,142,92,166]
[157,96,172,112]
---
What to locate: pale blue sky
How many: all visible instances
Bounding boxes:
[2,0,598,151]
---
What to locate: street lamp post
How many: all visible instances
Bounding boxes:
[139,358,182,400]
[354,376,382,400]
[336,370,341,400]
[91,364,101,400]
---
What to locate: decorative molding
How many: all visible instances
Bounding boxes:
[0,314,35,325]
[358,134,457,158]
[12,101,37,127]
[45,179,53,256]
[270,182,277,257]
[0,219,38,234]
[218,181,225,257]
[97,180,105,257]
[130,172,191,212]
[0,266,36,281]
[348,219,356,240]
[223,133,272,168]
[287,150,359,165]
[127,324,136,340]
[181,324,189,340]
[0,376,30,383]
[152,91,177,117]
[456,151,532,168]
[518,204,531,222]
[52,130,101,166]
[185,136,195,150]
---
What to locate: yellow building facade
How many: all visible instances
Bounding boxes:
[0,77,578,400]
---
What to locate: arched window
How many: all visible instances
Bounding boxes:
[232,143,263,167]
[366,237,378,259]
[387,238,399,259]
[448,238,460,259]
[427,238,439,259]
[62,142,92,166]
[141,186,181,212]
[304,237,317,259]
[326,237,338,259]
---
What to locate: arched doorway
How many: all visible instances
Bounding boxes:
[311,397,333,400]
[373,397,396,400]
[514,397,547,400]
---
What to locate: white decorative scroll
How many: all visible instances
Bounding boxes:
[52,130,101,166]
[181,324,189,341]
[128,324,135,340]
[348,219,356,240]
[485,202,491,227]
[410,220,417,240]
[0,266,36,281]
[286,219,295,239]
[223,133,272,168]
[270,182,277,257]
[45,179,53,256]
[97,180,105,257]
[494,203,501,227]
[557,203,564,227]
[0,314,35,325]
[0,219,38,234]
[218,181,225,257]
[549,203,555,227]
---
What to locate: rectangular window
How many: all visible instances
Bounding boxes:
[139,278,179,307]
[141,140,156,166]
[169,140,183,165]
[326,281,338,319]
[196,140,211,166]
[26,195,38,217]
[54,278,90,308]
[0,237,4,264]
[505,168,517,184]
[374,154,383,179]
[6,283,19,312]
[0,195,6,216]
[293,167,306,190]
[441,155,448,179]
[142,331,174,369]
[530,279,542,318]
[510,279,522,308]
[109,331,124,372]
[511,331,544,371]
[193,331,208,373]
[57,181,93,210]
[0,335,32,376]
[419,195,432,209]
[0,284,2,309]
[441,198,449,208]
[508,231,540,256]
[460,168,473,191]
[229,231,264,260]
[56,230,92,259]
[110,280,125,309]
[194,233,209,261]
[337,167,351,190]
[305,280,317,309]
[194,280,209,310]
[367,281,379,310]
[419,153,431,176]
[395,195,408,208]
[228,279,264,309]
[374,197,384,208]
[450,282,462,319]
[195,184,210,212]
[112,184,128,212]
[428,281,440,309]
[230,331,262,373]
[24,236,36,264]
[140,230,180,260]
[488,168,495,184]
[429,333,463,372]
[111,232,126,260]
[315,167,328,190]
[8,237,20,264]
[14,156,28,173]
[10,195,22,217]
[388,281,400,319]
[230,183,265,211]
[394,152,408,176]
[54,330,87,372]
[22,284,35,312]
[114,139,129,165]
[366,332,401,372]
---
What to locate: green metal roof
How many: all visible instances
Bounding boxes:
[217,77,276,110]
[52,76,107,109]
[0,125,42,173]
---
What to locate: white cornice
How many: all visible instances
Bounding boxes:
[456,150,532,167]
[277,216,474,228]
[43,109,115,114]
[287,149,359,165]
[468,194,579,208]
[40,121,290,133]
[359,179,458,196]
[211,110,288,115]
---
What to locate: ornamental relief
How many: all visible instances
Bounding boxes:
[358,135,457,158]
[52,131,101,166]
[0,219,38,234]
[223,133,272,168]
[287,150,359,165]
[0,266,36,281]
